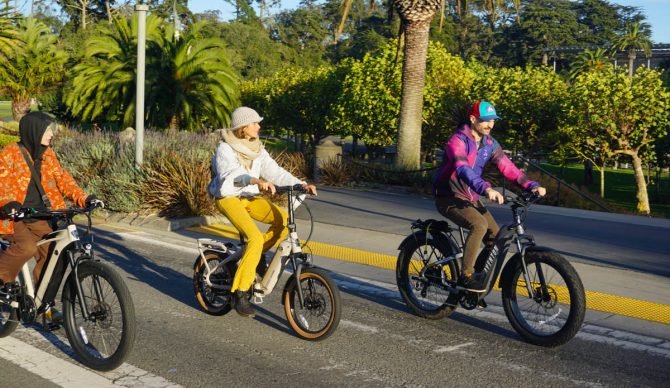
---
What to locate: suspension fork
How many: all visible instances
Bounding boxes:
[290,255,305,309]
[67,249,91,319]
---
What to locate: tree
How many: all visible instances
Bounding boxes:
[64,15,163,126]
[0,18,67,121]
[612,22,652,79]
[149,21,239,131]
[472,65,568,157]
[65,15,239,131]
[563,67,670,214]
[569,48,609,79]
[392,0,441,169]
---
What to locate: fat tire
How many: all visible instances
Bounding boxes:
[62,260,136,371]
[283,268,341,341]
[193,251,235,316]
[396,235,458,319]
[501,251,585,347]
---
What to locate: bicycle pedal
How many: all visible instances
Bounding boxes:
[252,295,264,304]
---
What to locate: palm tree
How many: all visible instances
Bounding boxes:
[149,21,239,131]
[66,15,239,131]
[392,0,441,169]
[612,22,652,79]
[569,48,610,79]
[65,15,164,126]
[0,18,67,121]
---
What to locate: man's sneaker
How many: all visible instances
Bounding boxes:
[458,272,487,292]
[234,291,255,318]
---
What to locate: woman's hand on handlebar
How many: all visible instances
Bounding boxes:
[251,178,276,194]
[303,183,317,196]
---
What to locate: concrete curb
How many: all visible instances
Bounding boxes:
[96,210,230,232]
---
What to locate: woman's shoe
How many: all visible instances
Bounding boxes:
[234,291,255,318]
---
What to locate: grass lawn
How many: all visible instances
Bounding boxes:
[0,101,39,120]
[540,163,670,217]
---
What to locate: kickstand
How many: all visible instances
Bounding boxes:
[41,314,61,332]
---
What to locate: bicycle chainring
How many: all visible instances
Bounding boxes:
[19,295,37,323]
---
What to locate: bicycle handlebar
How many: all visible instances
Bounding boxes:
[275,184,308,194]
[4,204,101,221]
[504,191,543,208]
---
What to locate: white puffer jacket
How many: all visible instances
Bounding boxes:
[208,142,303,198]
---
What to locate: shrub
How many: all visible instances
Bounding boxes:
[0,134,19,148]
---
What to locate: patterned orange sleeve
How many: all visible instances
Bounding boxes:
[45,149,88,208]
[0,146,19,207]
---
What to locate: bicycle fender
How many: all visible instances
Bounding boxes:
[498,246,555,291]
[397,232,428,251]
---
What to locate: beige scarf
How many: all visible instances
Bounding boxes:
[222,129,262,171]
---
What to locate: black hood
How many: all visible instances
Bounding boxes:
[19,112,54,161]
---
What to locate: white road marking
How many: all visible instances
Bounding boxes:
[433,342,476,353]
[0,335,117,387]
[340,319,379,333]
[0,326,184,387]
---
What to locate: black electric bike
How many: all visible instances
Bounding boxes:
[0,206,136,371]
[396,192,586,347]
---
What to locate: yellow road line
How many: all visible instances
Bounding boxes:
[190,224,670,325]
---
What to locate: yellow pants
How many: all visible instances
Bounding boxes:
[215,196,288,292]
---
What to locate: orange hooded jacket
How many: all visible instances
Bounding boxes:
[0,142,87,235]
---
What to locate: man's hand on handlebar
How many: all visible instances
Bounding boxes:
[485,188,504,204]
[532,186,546,197]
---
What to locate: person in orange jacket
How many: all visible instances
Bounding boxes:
[0,112,101,322]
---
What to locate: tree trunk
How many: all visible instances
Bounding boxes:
[628,49,636,79]
[335,0,353,43]
[11,98,31,122]
[395,20,431,170]
[599,162,605,198]
[169,114,179,132]
[630,153,650,214]
[106,0,112,23]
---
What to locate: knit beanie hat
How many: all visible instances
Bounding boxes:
[228,107,263,130]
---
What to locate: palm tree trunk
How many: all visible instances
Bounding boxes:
[396,20,431,170]
[335,0,353,44]
[630,153,650,214]
[11,98,31,122]
[628,49,636,78]
[106,0,112,23]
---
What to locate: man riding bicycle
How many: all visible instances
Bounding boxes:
[433,101,546,292]
[0,112,101,323]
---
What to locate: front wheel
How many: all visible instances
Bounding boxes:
[283,268,341,341]
[501,251,586,347]
[0,295,19,338]
[62,260,136,371]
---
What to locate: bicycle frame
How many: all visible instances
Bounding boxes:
[5,210,96,322]
[196,185,311,305]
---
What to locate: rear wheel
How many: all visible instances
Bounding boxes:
[62,260,136,371]
[193,251,236,316]
[284,268,341,341]
[501,251,586,347]
[396,235,459,319]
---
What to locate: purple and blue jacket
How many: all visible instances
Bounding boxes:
[433,125,539,202]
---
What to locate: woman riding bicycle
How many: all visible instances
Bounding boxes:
[433,101,545,292]
[208,107,316,318]
[0,112,101,322]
